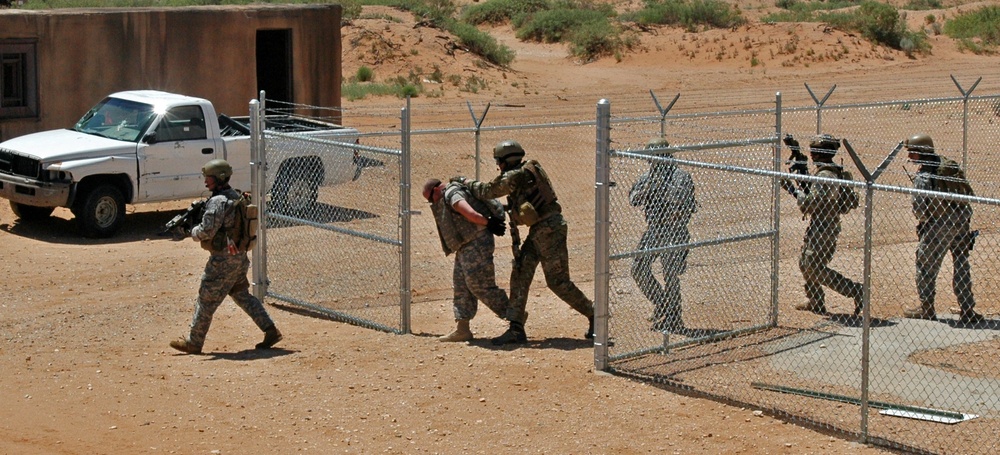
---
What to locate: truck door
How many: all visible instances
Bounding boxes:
[139,105,219,200]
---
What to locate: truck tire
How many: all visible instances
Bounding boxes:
[272,159,322,215]
[73,184,126,238]
[9,201,56,221]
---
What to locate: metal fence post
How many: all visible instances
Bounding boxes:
[772,92,782,327]
[400,98,413,334]
[594,99,612,371]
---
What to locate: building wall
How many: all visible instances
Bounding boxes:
[0,5,342,141]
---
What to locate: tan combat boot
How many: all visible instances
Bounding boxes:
[903,303,936,320]
[256,326,283,349]
[439,319,473,342]
[169,338,202,355]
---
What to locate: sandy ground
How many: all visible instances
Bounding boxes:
[4,2,1000,453]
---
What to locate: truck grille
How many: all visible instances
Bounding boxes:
[0,148,41,179]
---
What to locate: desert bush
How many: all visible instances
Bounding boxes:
[460,0,549,25]
[567,20,639,62]
[356,66,375,82]
[904,0,941,10]
[944,6,1000,47]
[620,0,745,31]
[516,7,611,43]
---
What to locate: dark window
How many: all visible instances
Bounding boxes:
[0,40,38,119]
[155,105,207,142]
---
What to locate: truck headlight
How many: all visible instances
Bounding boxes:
[44,169,72,183]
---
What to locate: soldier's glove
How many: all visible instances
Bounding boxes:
[487,216,506,237]
[780,178,799,198]
[450,176,468,185]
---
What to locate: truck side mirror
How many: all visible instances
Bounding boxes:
[143,131,157,144]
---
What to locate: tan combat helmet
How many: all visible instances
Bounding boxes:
[646,137,670,150]
[493,140,526,163]
[905,133,935,154]
[809,134,840,154]
[202,159,233,182]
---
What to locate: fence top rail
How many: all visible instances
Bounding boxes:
[613,137,776,155]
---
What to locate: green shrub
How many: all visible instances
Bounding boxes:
[904,0,942,10]
[449,20,516,66]
[461,0,550,25]
[944,6,1000,46]
[567,19,638,62]
[356,66,375,82]
[620,0,745,31]
[517,8,610,43]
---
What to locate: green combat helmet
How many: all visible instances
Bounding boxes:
[809,134,840,155]
[202,159,233,182]
[494,140,525,163]
[905,133,935,154]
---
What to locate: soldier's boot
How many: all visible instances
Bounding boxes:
[959,308,985,326]
[903,302,936,320]
[491,321,527,346]
[256,326,283,349]
[439,319,473,342]
[585,316,595,340]
[169,338,202,355]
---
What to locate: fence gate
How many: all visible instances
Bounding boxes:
[250,97,411,333]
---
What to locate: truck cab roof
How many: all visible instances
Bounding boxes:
[108,90,210,109]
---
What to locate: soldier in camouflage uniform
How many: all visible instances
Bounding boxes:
[630,138,697,333]
[170,159,282,354]
[783,135,863,316]
[464,140,595,345]
[423,178,511,342]
[903,134,983,325]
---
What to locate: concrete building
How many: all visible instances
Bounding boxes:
[0,4,342,141]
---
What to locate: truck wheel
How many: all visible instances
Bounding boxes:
[9,201,55,221]
[272,172,319,215]
[74,184,126,238]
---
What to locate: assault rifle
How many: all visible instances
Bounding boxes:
[781,134,811,198]
[160,199,206,239]
[509,218,522,270]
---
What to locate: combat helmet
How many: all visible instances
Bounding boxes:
[493,140,526,163]
[905,134,935,153]
[646,137,670,150]
[809,134,840,155]
[202,159,233,182]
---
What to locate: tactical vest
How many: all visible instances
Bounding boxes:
[816,164,859,215]
[200,188,242,253]
[509,160,561,226]
[432,183,499,255]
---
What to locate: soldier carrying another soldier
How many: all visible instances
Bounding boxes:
[904,133,983,326]
[423,177,512,342]
[460,140,595,345]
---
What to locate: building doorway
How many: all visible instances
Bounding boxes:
[256,29,292,103]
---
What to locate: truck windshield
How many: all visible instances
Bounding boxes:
[74,97,157,143]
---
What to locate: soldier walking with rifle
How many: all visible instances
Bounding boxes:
[781,134,863,317]
[904,134,983,325]
[169,159,282,354]
[630,137,697,333]
[461,140,595,345]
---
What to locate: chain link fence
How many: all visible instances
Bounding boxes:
[250,97,409,332]
[596,91,1000,454]
[249,79,1000,454]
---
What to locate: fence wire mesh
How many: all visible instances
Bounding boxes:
[599,93,1000,455]
[256,106,406,332]
[255,81,1000,454]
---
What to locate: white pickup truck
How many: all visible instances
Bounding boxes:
[0,90,366,237]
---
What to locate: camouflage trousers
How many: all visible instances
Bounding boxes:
[452,231,509,321]
[187,253,275,349]
[508,215,594,324]
[916,225,974,312]
[799,221,862,308]
[631,229,688,326]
